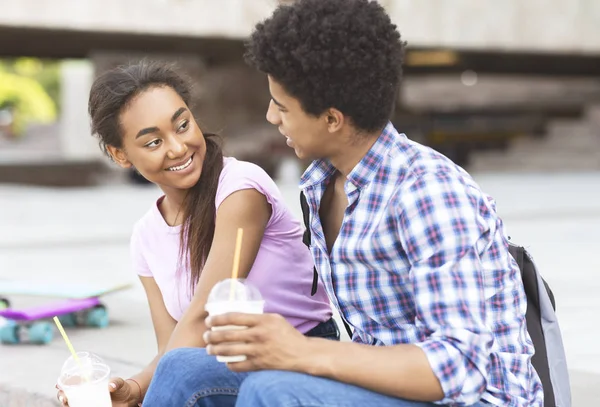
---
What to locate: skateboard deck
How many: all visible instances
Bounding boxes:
[0,297,109,345]
[0,281,128,345]
[0,280,131,299]
[0,297,101,321]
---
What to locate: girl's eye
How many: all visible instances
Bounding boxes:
[145,139,161,148]
[178,120,189,132]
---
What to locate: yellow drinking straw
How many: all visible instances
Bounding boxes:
[53,316,80,363]
[53,316,88,382]
[229,228,244,301]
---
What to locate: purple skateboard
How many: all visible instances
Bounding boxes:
[0,297,109,345]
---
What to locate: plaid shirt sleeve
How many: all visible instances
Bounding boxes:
[395,171,495,405]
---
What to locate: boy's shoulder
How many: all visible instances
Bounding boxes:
[388,136,472,185]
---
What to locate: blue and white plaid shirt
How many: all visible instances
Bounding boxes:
[300,123,543,406]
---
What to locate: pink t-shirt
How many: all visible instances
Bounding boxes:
[130,157,332,333]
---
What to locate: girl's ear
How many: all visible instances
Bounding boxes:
[106,145,132,168]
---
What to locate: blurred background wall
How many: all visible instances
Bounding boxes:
[0,0,599,185]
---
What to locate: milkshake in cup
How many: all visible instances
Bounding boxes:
[57,352,112,407]
[205,278,264,363]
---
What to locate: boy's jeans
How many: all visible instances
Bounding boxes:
[143,348,485,407]
[143,318,486,407]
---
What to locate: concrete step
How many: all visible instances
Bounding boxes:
[469,149,600,172]
[468,114,600,172]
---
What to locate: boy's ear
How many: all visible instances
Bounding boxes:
[325,108,344,133]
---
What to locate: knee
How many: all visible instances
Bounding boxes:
[240,370,279,392]
[154,348,196,380]
[147,347,246,403]
[150,348,214,395]
[237,371,298,407]
[145,348,215,406]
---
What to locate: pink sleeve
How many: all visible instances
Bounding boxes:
[130,225,153,277]
[215,162,280,223]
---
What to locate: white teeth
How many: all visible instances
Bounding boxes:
[167,156,193,171]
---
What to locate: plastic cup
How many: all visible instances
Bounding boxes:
[205,278,264,363]
[57,352,111,407]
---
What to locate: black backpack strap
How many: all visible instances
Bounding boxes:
[300,191,354,340]
[341,317,354,339]
[300,191,319,296]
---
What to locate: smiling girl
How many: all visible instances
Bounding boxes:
[56,61,336,407]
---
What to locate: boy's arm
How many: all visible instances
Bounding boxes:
[390,172,496,405]
[207,173,496,405]
[205,312,445,401]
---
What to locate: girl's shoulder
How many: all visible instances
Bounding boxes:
[218,157,279,195]
[220,157,276,184]
[216,157,283,214]
[131,196,175,243]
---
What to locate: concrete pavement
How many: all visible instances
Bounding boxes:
[1,171,599,406]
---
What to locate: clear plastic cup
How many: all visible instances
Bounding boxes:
[205,278,264,363]
[57,352,111,407]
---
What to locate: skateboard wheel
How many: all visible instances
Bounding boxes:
[28,322,53,344]
[0,298,9,310]
[58,313,77,327]
[86,306,109,328]
[0,320,20,344]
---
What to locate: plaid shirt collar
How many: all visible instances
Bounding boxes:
[299,122,399,191]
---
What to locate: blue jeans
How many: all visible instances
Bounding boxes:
[143,320,485,407]
[236,371,488,407]
[144,318,340,406]
[143,347,245,407]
